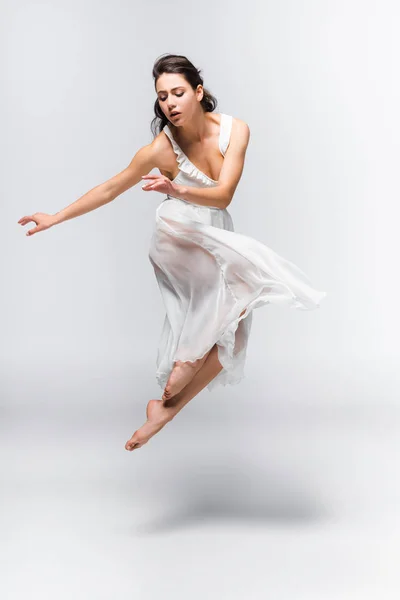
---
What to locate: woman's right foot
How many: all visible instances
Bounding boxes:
[125,399,173,451]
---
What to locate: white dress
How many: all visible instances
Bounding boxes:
[149,113,326,392]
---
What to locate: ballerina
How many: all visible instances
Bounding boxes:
[17,53,326,452]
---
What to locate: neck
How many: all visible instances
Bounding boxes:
[173,111,211,144]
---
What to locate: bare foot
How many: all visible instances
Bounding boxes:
[162,359,203,401]
[125,399,173,451]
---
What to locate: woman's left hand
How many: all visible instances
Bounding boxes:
[141,174,182,197]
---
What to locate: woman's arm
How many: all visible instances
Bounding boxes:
[142,120,250,209]
[53,143,158,225]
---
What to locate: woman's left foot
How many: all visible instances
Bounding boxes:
[125,399,173,451]
[162,355,208,401]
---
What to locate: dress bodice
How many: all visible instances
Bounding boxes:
[162,113,233,195]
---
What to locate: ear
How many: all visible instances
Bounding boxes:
[196,84,204,102]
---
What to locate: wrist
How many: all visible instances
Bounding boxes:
[175,184,188,200]
[51,213,63,226]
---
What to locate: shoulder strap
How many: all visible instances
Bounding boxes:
[163,124,186,165]
[163,124,179,150]
[219,114,233,156]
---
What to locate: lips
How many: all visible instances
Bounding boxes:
[170,112,180,118]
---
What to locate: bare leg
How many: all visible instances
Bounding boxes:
[125,308,247,451]
[162,308,248,401]
[161,348,212,401]
[125,343,223,451]
[162,343,223,411]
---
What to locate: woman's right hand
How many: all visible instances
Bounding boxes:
[17,212,57,236]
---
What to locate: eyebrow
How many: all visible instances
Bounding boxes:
[156,86,185,95]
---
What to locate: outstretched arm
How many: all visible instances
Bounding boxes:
[18,141,159,236]
[53,143,158,224]
[142,119,250,209]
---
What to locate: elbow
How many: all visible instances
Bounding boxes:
[221,192,233,209]
[217,185,233,209]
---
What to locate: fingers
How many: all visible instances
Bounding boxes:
[141,174,169,194]
[142,178,157,189]
[142,174,167,184]
[142,182,161,191]
[17,216,39,236]
[17,215,39,235]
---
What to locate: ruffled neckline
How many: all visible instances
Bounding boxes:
[163,116,225,186]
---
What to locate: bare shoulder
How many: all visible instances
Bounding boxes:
[230,116,250,147]
[102,129,174,200]
[231,115,250,130]
[225,116,250,155]
[148,129,176,174]
[130,129,172,168]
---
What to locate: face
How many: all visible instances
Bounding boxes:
[156,72,203,125]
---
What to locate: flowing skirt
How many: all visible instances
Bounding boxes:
[149,197,326,392]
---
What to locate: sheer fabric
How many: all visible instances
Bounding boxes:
[148,114,326,392]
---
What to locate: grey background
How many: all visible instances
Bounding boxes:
[2,0,399,598]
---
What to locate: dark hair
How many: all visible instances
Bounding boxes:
[150,53,218,138]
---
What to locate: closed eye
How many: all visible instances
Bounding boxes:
[159,92,184,102]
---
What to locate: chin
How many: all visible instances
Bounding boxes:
[170,115,183,125]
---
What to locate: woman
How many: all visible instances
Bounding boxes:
[18,54,326,452]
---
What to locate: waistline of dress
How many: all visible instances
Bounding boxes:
[162,194,225,211]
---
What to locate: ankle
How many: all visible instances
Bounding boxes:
[159,402,176,419]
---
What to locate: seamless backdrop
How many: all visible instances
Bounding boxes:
[1,1,400,599]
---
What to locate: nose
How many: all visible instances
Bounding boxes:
[167,100,177,111]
